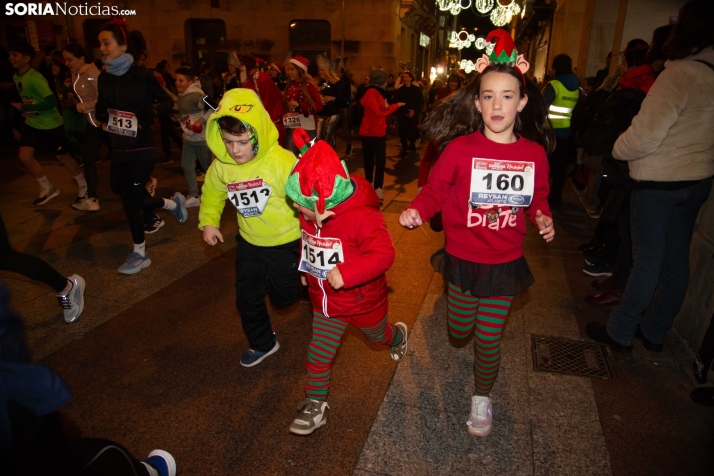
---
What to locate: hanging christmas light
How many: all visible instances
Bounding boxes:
[449,30,477,49]
[450,0,472,15]
[474,37,495,55]
[490,0,521,27]
[438,0,455,12]
[460,59,476,74]
[474,0,494,14]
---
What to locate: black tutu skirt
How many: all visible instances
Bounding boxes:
[433,249,534,297]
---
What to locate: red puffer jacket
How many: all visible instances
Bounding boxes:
[299,175,395,318]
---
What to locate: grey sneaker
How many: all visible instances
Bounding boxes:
[171,193,187,224]
[118,252,152,275]
[56,274,85,323]
[390,322,408,362]
[33,187,60,206]
[71,197,100,211]
[289,398,329,435]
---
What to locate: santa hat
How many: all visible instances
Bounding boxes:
[285,128,354,226]
[270,61,283,72]
[289,55,309,72]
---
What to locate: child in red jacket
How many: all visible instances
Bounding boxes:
[285,129,408,436]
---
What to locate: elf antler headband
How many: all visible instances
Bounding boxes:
[475,29,530,86]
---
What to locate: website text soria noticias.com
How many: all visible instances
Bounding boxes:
[5,3,137,16]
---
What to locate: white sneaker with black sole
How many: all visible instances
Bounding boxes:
[33,187,60,206]
[56,274,85,323]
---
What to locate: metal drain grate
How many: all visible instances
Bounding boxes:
[531,334,615,379]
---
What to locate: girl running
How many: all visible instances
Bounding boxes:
[95,18,187,274]
[399,29,556,437]
[282,55,323,153]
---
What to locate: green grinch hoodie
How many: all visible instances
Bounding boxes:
[199,88,300,246]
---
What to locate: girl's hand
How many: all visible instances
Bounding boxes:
[203,226,224,246]
[326,267,344,289]
[535,210,555,242]
[399,208,423,228]
[10,102,22,111]
[300,275,307,286]
[397,102,406,107]
[288,100,299,110]
[407,109,415,118]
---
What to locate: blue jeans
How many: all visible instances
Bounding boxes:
[607,177,713,345]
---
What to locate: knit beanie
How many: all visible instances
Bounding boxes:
[285,128,354,226]
[369,68,388,88]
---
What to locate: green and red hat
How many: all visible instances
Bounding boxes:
[285,128,354,224]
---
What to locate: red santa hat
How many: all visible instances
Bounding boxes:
[289,55,309,72]
[270,61,283,72]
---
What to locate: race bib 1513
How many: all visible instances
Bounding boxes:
[227,179,272,217]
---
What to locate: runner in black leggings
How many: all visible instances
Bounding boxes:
[0,213,84,323]
[95,19,187,274]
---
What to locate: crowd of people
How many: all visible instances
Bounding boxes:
[1,0,713,473]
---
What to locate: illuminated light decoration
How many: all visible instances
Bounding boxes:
[474,37,495,55]
[438,0,472,15]
[474,0,494,14]
[490,0,521,27]
[449,30,477,49]
[430,66,437,83]
[460,59,476,73]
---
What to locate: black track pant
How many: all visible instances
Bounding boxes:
[694,312,714,384]
[361,136,387,190]
[234,235,300,352]
[0,214,66,293]
[81,125,106,199]
[110,158,165,244]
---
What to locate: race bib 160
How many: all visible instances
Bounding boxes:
[469,158,535,207]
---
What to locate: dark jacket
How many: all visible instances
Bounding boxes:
[391,83,424,118]
[317,79,342,116]
[95,64,173,157]
[301,176,395,318]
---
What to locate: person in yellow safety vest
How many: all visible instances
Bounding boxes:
[543,53,580,207]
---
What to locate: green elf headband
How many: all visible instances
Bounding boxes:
[285,128,354,227]
[475,29,530,86]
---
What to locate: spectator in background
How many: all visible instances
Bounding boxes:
[199,63,215,101]
[586,0,714,354]
[544,53,579,208]
[593,52,612,90]
[391,70,423,156]
[353,73,370,129]
[647,24,675,76]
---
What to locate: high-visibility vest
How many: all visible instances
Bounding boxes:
[547,80,579,129]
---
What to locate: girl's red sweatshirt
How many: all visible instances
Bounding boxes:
[409,131,552,265]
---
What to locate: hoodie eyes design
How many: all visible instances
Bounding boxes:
[231,104,254,113]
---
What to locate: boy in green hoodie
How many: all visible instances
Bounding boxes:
[199,88,301,367]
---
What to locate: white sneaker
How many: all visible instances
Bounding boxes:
[185,196,201,208]
[71,197,100,211]
[289,399,329,435]
[145,177,158,197]
[375,188,384,200]
[467,395,493,437]
[56,275,85,323]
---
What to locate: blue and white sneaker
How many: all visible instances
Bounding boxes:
[118,252,152,274]
[582,262,613,277]
[143,449,176,476]
[171,192,187,224]
[240,337,280,367]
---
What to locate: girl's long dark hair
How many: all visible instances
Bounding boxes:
[283,65,317,111]
[422,63,555,154]
[100,23,147,64]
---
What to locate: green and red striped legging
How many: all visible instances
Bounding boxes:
[447,281,513,396]
[305,304,404,401]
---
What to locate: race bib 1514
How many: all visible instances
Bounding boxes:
[299,231,344,279]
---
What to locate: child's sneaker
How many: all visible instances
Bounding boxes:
[33,187,60,206]
[185,195,201,208]
[240,338,280,367]
[144,214,165,234]
[390,322,408,362]
[289,398,329,435]
[71,197,100,211]
[467,395,493,437]
[142,449,176,476]
[146,177,158,197]
[375,188,384,200]
[118,252,152,274]
[56,274,85,323]
[170,193,188,224]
